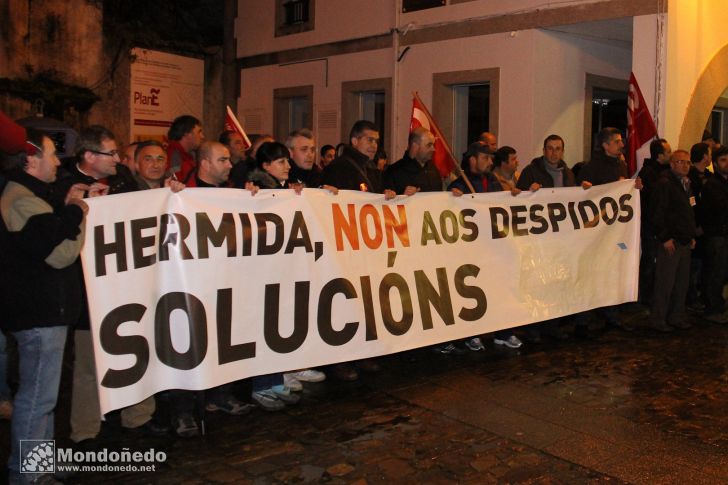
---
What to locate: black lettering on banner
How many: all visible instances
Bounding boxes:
[238,213,253,256]
[455,264,487,321]
[379,273,414,336]
[159,213,193,261]
[217,288,256,364]
[547,203,567,232]
[510,205,529,237]
[600,197,619,225]
[421,211,442,245]
[489,207,509,239]
[359,276,379,341]
[263,282,309,353]
[439,210,459,243]
[459,209,478,242]
[94,222,127,276]
[255,213,284,255]
[317,278,359,346]
[155,292,208,370]
[618,193,634,222]
[414,268,455,329]
[99,303,149,388]
[529,204,549,235]
[284,211,314,254]
[131,216,157,268]
[568,201,581,230]
[196,212,236,258]
[578,200,600,228]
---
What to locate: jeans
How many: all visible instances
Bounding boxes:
[0,330,10,400]
[8,325,68,482]
[252,373,283,392]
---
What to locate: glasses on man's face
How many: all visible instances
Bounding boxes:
[91,149,119,158]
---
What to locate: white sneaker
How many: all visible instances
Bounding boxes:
[465,337,485,351]
[289,369,326,382]
[494,335,523,349]
[271,385,300,404]
[283,373,303,391]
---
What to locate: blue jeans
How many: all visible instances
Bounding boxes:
[252,373,283,392]
[0,330,10,400]
[8,325,68,481]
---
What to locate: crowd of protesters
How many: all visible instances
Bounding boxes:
[0,108,725,484]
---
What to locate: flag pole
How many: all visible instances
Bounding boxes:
[412,92,475,194]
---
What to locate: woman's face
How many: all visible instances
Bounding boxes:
[263,157,290,182]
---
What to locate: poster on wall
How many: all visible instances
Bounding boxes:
[129,48,204,142]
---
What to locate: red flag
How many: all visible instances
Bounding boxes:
[410,94,458,178]
[627,72,658,176]
[224,106,252,150]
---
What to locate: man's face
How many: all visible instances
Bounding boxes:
[204,145,232,185]
[602,134,624,158]
[543,139,564,166]
[264,157,290,182]
[482,133,497,151]
[136,145,167,184]
[321,148,336,167]
[121,144,137,174]
[30,136,60,183]
[670,153,691,177]
[351,129,379,160]
[470,153,493,175]
[184,124,205,151]
[289,135,316,170]
[414,132,436,163]
[716,154,728,176]
[90,138,120,177]
[658,142,673,163]
[227,133,247,161]
[504,152,519,174]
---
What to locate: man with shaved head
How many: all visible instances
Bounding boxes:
[383,127,441,195]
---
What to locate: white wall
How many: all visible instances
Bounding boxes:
[237,0,395,57]
[533,29,632,165]
[664,0,728,145]
[238,48,394,148]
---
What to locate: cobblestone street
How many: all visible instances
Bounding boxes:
[1,305,726,484]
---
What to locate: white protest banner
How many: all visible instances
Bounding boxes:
[80,181,640,414]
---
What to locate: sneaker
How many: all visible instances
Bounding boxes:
[271,385,300,404]
[433,343,466,355]
[704,313,728,324]
[288,369,326,383]
[494,335,523,349]
[0,400,12,420]
[464,337,485,351]
[174,413,200,438]
[283,373,303,391]
[252,390,285,411]
[205,396,256,415]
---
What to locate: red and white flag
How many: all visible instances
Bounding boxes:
[224,105,252,150]
[410,94,458,178]
[627,73,658,176]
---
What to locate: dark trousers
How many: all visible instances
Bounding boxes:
[639,234,658,305]
[650,242,691,326]
[702,236,728,315]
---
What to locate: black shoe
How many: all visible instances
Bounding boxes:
[549,328,569,340]
[670,320,692,329]
[574,325,592,339]
[651,322,673,333]
[136,418,170,437]
[609,319,634,331]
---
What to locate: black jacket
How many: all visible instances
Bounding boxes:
[383,152,442,194]
[650,170,697,244]
[699,172,728,237]
[0,170,85,331]
[288,162,322,188]
[637,158,670,231]
[577,151,628,186]
[516,157,575,190]
[321,145,383,193]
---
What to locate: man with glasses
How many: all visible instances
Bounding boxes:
[649,150,697,332]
